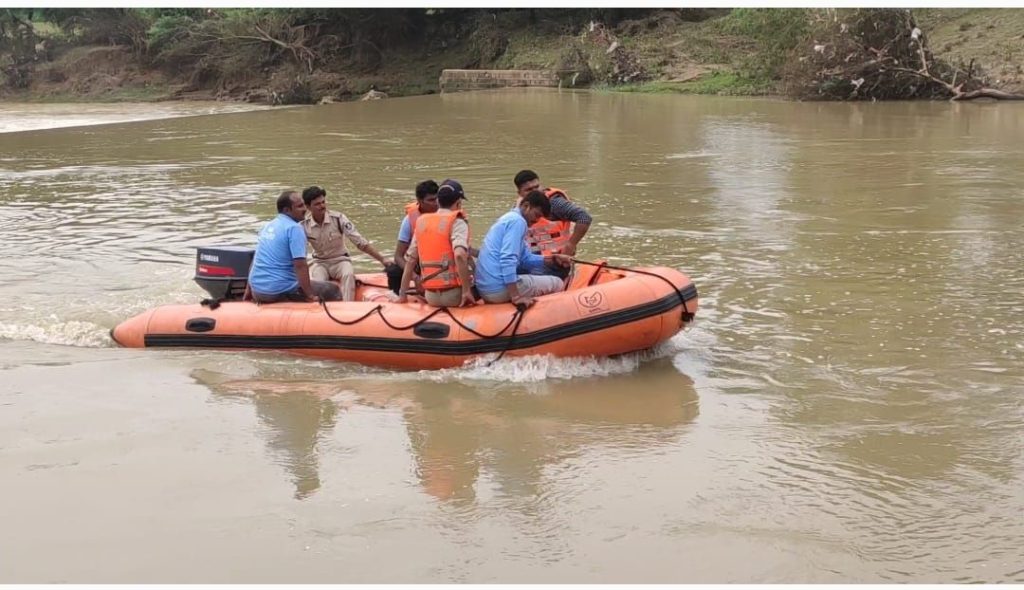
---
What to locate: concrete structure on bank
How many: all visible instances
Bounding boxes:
[439,69,578,93]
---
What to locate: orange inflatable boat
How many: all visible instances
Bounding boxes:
[111,248,698,370]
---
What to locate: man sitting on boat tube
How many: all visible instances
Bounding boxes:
[513,169,592,278]
[300,185,393,301]
[396,180,474,308]
[244,191,343,304]
[475,191,572,307]
[387,179,440,295]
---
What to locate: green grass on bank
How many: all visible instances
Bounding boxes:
[8,85,173,103]
[609,71,774,96]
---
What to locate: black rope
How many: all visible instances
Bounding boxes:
[488,303,528,365]
[377,305,447,331]
[318,298,526,340]
[439,305,523,339]
[320,303,390,326]
[585,261,607,287]
[355,280,390,289]
[200,297,223,310]
[312,258,691,364]
[572,258,695,322]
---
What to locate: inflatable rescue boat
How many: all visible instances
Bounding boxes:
[111,246,698,370]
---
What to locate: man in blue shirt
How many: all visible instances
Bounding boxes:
[476,191,572,307]
[387,179,439,294]
[244,191,342,303]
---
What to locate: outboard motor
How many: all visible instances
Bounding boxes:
[194,245,255,301]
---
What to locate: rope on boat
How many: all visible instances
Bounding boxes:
[320,258,694,364]
[571,258,695,322]
[203,259,693,365]
[318,298,528,365]
[200,298,223,310]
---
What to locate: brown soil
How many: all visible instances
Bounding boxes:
[17,45,173,102]
[915,8,1024,94]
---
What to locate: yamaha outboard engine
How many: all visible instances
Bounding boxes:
[194,246,255,301]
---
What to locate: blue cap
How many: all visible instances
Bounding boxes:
[437,179,466,200]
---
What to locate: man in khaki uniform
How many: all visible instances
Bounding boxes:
[300,186,392,301]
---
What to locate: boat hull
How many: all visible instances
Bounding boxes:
[112,266,698,369]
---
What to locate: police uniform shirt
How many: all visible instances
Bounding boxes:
[301,210,370,261]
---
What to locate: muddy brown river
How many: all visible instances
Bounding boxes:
[0,90,1022,582]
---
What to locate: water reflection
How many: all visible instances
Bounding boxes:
[192,360,698,503]
[199,375,339,499]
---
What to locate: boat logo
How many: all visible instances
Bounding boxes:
[575,291,609,315]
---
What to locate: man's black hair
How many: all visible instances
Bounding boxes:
[277,190,299,213]
[415,180,439,200]
[514,169,539,189]
[302,185,326,206]
[521,190,551,218]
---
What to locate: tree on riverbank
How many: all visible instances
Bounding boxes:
[783,8,1024,100]
[0,9,39,88]
[1,7,1020,103]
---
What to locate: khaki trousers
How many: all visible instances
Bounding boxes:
[424,286,464,308]
[310,258,356,301]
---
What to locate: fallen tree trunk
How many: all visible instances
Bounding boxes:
[902,32,1024,101]
[783,8,1024,101]
[952,88,1024,101]
[887,65,1024,101]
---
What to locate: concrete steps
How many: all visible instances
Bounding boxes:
[439,69,578,92]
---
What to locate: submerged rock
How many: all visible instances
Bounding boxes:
[360,89,388,101]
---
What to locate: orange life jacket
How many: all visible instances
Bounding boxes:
[405,201,423,236]
[415,210,470,291]
[525,187,573,256]
[405,201,467,235]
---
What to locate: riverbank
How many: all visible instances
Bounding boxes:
[1,8,1021,104]
[613,8,1024,97]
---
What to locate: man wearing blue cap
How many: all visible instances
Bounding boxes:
[397,179,474,308]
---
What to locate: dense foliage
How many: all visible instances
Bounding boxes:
[1,8,1016,101]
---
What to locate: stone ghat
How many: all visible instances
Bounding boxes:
[439,69,572,92]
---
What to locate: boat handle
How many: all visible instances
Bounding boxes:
[413,322,450,339]
[185,317,217,333]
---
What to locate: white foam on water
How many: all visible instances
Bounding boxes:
[415,337,687,384]
[0,320,112,348]
[665,150,719,160]
[0,267,201,351]
[444,354,644,382]
[0,102,273,134]
[113,286,202,319]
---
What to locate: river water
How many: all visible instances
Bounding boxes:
[1,90,1021,582]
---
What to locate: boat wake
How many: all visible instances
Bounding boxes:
[434,353,648,383]
[0,280,199,350]
[0,319,112,348]
[419,333,691,383]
